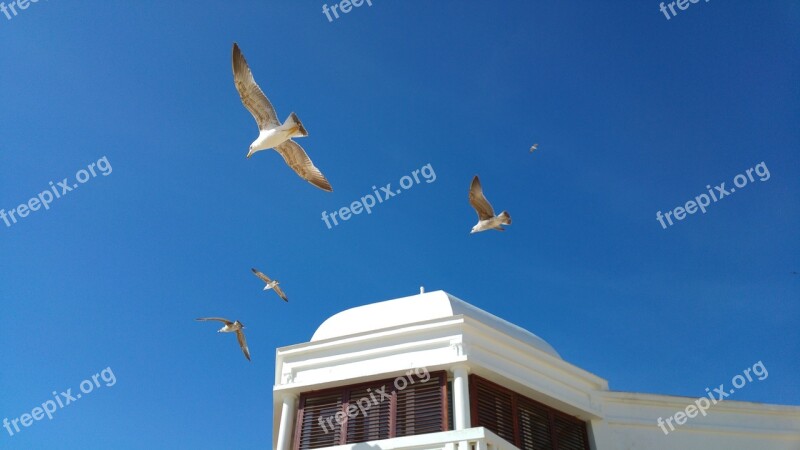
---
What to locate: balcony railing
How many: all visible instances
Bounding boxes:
[300,427,518,450]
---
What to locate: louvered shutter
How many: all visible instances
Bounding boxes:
[517,397,552,450]
[446,380,454,431]
[470,375,589,450]
[395,374,447,437]
[346,383,392,442]
[553,414,588,450]
[472,377,516,444]
[295,371,449,449]
[295,391,343,450]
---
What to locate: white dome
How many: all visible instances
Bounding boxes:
[311,290,560,358]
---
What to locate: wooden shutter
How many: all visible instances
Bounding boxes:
[295,371,449,450]
[295,391,343,450]
[553,414,588,450]
[470,375,589,450]
[517,397,553,450]
[395,373,447,437]
[346,383,392,443]
[471,377,516,444]
[446,380,454,432]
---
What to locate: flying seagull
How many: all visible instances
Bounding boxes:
[469,175,511,233]
[232,43,333,192]
[529,143,539,153]
[251,268,288,302]
[196,317,251,361]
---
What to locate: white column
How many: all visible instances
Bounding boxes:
[451,365,471,430]
[277,393,298,450]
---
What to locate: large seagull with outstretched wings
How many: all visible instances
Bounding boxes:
[232,43,333,192]
[469,175,511,233]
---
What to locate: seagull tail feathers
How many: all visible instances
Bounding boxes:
[498,211,511,225]
[286,112,308,138]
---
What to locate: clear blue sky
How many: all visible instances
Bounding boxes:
[1,1,798,448]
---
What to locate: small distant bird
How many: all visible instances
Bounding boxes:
[196,317,251,361]
[792,271,799,275]
[232,43,333,192]
[251,268,288,302]
[469,175,511,233]
[529,143,539,153]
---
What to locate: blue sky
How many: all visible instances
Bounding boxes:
[1,1,798,448]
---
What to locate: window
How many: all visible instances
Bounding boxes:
[294,371,449,450]
[295,391,342,449]
[470,375,590,450]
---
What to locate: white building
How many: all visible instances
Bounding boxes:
[271,291,800,450]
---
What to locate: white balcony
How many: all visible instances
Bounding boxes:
[306,427,518,450]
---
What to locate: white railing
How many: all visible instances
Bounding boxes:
[306,427,519,450]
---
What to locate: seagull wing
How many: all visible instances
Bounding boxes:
[236,329,251,361]
[196,317,233,326]
[469,175,496,220]
[275,140,333,192]
[251,268,272,285]
[273,284,289,302]
[232,43,280,130]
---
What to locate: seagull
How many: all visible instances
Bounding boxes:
[469,175,511,233]
[251,268,288,302]
[196,317,251,361]
[232,43,333,192]
[529,144,538,153]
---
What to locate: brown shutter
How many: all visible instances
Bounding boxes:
[446,380,454,431]
[517,397,553,450]
[395,373,447,437]
[295,371,449,449]
[295,391,343,450]
[553,414,588,450]
[470,375,589,450]
[345,383,392,443]
[472,377,516,444]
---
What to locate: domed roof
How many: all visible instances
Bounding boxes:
[311,290,560,358]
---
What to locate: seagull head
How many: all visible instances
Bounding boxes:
[246,146,254,159]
